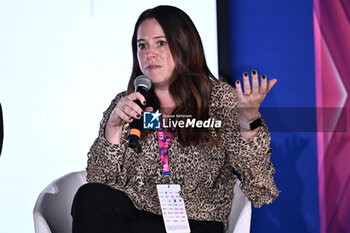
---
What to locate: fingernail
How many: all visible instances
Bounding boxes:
[243,72,248,77]
[143,101,146,105]
[252,70,257,75]
[137,114,141,118]
[236,80,240,84]
[262,75,266,79]
[129,117,133,121]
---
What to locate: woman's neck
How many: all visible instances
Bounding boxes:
[154,88,176,115]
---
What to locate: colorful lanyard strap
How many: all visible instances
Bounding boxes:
[157,125,174,176]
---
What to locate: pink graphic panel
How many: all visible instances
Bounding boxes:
[314,0,350,232]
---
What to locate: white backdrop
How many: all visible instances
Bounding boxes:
[0,0,217,232]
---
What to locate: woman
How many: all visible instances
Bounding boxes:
[71,5,280,233]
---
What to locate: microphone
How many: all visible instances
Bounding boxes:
[128,75,152,148]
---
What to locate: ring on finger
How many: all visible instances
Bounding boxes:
[121,104,126,110]
[244,91,252,96]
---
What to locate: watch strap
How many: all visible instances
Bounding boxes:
[239,113,262,130]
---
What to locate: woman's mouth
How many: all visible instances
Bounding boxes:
[146,65,161,71]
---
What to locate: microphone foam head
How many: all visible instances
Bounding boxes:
[134,75,152,90]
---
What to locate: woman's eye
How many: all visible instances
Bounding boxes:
[138,43,146,49]
[158,40,167,46]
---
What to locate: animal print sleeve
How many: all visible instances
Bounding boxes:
[217,81,280,208]
[86,92,129,185]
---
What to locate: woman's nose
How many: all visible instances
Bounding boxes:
[146,46,156,59]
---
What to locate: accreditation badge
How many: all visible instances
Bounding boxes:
[156,184,191,233]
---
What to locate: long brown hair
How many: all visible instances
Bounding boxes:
[127,5,218,147]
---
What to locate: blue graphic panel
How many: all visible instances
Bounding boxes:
[227,0,319,232]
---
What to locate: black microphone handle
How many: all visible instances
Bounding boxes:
[128,86,149,148]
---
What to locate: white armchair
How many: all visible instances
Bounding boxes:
[226,179,252,233]
[33,171,87,233]
[33,171,251,233]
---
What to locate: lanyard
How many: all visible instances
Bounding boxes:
[157,126,173,176]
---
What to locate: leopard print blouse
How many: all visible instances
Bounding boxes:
[86,80,280,231]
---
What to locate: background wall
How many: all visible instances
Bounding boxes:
[314,0,350,232]
[2,0,349,232]
[0,1,217,232]
[224,0,349,232]
[226,0,319,232]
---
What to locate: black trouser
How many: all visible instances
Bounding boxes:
[71,183,223,233]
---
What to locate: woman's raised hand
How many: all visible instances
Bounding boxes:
[235,70,277,123]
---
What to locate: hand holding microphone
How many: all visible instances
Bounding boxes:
[105,75,152,147]
[127,75,152,148]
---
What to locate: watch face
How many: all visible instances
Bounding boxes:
[250,118,262,130]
